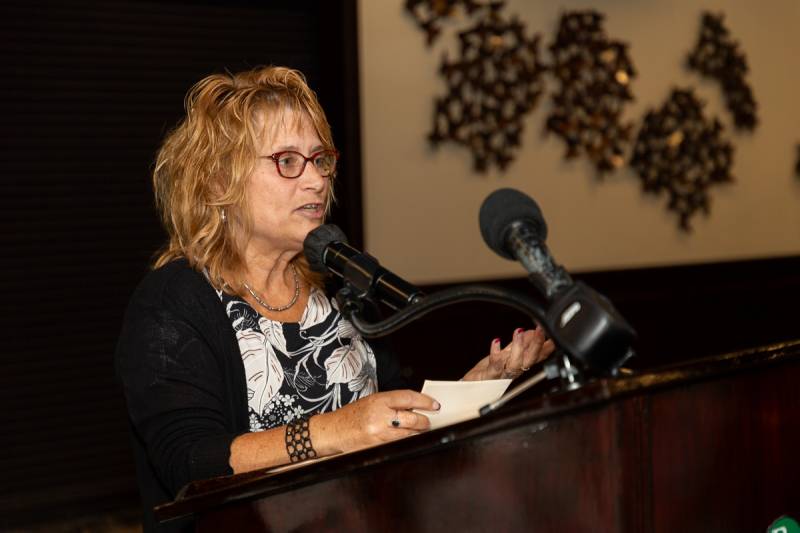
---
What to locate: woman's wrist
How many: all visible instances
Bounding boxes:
[285,417,317,463]
[307,411,343,457]
[461,358,490,381]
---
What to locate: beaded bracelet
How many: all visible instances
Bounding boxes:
[285,416,317,463]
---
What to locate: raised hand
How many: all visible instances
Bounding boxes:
[462,326,556,381]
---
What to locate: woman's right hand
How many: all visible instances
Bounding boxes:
[310,390,440,455]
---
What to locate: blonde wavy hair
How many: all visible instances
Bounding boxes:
[152,65,334,291]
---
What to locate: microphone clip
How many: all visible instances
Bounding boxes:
[332,252,394,318]
[334,285,366,322]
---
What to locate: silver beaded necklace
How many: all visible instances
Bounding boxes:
[243,262,300,312]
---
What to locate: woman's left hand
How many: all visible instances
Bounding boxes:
[461,326,556,381]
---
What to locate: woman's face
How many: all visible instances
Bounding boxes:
[245,108,330,257]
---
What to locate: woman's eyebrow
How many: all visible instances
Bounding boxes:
[272,144,324,153]
[272,144,300,152]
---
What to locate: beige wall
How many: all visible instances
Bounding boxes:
[358,0,800,284]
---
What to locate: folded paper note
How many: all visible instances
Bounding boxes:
[417,379,512,430]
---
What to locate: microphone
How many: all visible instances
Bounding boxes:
[479,188,636,373]
[303,224,424,310]
[479,188,571,299]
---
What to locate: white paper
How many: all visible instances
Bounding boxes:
[417,379,512,430]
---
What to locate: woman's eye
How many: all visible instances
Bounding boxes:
[315,154,334,169]
[278,154,300,167]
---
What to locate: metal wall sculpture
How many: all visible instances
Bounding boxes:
[404,5,760,231]
[687,12,757,130]
[427,2,546,172]
[545,11,636,175]
[630,89,734,231]
[404,0,482,46]
[408,4,635,174]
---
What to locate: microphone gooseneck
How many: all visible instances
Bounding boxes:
[479,188,637,375]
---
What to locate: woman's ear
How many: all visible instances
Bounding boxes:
[210,172,227,199]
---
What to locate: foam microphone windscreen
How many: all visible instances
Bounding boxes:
[303,224,348,272]
[479,188,548,260]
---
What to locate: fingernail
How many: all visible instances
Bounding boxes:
[515,328,524,334]
[433,401,441,410]
[493,338,501,345]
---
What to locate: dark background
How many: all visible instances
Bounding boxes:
[0,0,362,527]
[1,0,798,529]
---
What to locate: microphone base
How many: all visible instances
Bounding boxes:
[545,282,637,374]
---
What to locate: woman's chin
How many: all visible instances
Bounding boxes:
[297,221,325,246]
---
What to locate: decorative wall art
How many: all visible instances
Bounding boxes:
[545,10,637,175]
[687,12,757,130]
[404,5,761,231]
[427,2,546,172]
[630,89,734,231]
[404,0,482,46]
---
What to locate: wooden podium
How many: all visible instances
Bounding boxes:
[156,340,800,532]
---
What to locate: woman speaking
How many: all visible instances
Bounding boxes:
[115,65,554,532]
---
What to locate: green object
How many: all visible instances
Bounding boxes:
[768,516,800,533]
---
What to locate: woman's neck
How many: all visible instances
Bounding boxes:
[237,248,310,322]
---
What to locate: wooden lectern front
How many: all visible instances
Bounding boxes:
[156,340,800,532]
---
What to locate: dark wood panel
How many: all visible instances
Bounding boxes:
[197,406,623,532]
[387,255,800,388]
[160,341,800,533]
[649,362,800,532]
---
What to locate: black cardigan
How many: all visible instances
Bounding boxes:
[115,260,403,532]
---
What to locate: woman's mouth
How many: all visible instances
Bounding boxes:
[296,203,324,218]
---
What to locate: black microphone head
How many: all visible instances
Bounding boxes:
[479,188,548,260]
[303,224,348,273]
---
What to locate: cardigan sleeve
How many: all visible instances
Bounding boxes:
[115,288,243,496]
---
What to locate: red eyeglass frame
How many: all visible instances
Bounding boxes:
[261,149,340,179]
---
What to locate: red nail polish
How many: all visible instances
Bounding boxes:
[515,328,524,334]
[493,338,501,344]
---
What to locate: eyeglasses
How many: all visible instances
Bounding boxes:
[261,149,339,179]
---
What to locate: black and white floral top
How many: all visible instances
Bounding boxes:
[218,288,379,432]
